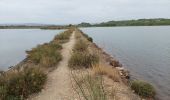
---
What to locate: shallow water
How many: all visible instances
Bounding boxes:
[81,26,170,100]
[0,29,64,70]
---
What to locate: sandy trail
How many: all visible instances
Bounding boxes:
[29,32,76,100]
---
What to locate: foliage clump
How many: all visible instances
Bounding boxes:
[0,67,47,100]
[74,39,88,52]
[27,43,62,67]
[131,80,155,98]
[69,52,99,69]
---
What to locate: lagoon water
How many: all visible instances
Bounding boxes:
[0,29,64,70]
[0,27,170,99]
[81,26,170,100]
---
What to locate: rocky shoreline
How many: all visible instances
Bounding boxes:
[79,29,131,84]
[79,29,155,100]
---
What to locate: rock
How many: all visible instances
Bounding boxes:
[125,74,130,79]
[109,60,122,67]
[116,67,124,71]
[116,67,130,79]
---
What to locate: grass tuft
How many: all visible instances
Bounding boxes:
[71,71,107,100]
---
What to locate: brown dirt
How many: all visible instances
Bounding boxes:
[28,32,77,100]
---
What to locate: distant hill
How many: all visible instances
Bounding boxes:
[0,23,68,29]
[77,22,92,27]
[78,18,170,27]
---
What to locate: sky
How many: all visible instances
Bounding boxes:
[0,0,170,24]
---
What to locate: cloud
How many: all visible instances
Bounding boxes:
[0,0,170,24]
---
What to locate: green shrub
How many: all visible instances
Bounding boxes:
[27,43,62,67]
[74,39,88,52]
[131,80,155,98]
[68,52,99,69]
[0,67,47,99]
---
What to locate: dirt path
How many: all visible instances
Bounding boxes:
[29,32,76,100]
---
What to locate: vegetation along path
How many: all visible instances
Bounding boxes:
[29,31,76,100]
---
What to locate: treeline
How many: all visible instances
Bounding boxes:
[0,25,70,29]
[78,18,170,27]
[0,25,43,29]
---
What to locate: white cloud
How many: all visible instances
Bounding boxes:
[0,0,170,24]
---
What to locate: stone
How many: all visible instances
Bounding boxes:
[109,60,122,67]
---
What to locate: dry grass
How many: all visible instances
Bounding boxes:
[71,71,107,100]
[92,64,120,82]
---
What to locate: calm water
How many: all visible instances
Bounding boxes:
[0,29,64,70]
[81,26,170,100]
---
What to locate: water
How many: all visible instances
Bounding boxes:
[0,29,64,70]
[81,26,170,100]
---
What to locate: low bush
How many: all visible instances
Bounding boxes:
[68,52,99,69]
[74,39,88,52]
[0,67,47,99]
[54,29,73,41]
[131,80,155,98]
[27,43,62,67]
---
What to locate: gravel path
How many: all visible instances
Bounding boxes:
[29,32,76,100]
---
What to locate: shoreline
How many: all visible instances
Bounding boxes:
[79,29,130,83]
[0,28,156,99]
[78,29,155,99]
